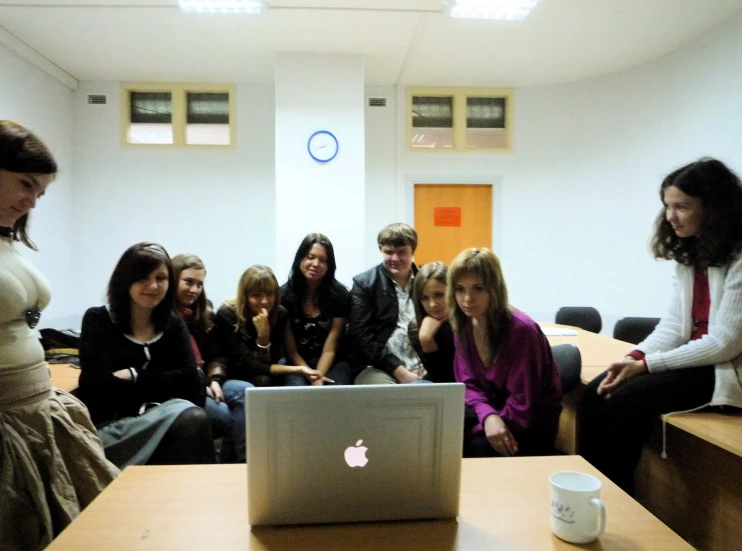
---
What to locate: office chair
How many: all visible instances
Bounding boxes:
[555,306,602,334]
[551,343,582,394]
[613,317,660,345]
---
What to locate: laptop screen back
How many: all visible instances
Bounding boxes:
[245,383,464,526]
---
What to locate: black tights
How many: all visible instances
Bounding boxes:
[148,407,216,465]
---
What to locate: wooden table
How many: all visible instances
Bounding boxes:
[540,323,634,381]
[49,363,80,393]
[539,324,742,550]
[46,456,691,551]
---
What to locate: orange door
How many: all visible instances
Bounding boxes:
[414,184,492,266]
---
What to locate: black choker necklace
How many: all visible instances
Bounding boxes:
[0,226,13,238]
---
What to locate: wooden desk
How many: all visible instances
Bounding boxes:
[46,456,691,551]
[540,323,634,379]
[539,324,742,550]
[49,363,80,393]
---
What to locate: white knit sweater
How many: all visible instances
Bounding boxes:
[638,254,742,408]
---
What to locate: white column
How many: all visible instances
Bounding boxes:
[275,53,366,287]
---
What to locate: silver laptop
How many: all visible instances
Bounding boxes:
[245,383,465,526]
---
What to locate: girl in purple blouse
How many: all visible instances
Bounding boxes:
[449,248,562,457]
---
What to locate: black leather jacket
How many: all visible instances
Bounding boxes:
[348,263,418,375]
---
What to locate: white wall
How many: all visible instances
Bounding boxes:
[24,10,742,332]
[275,54,366,286]
[397,12,742,333]
[72,82,276,315]
[71,81,394,324]
[0,44,77,328]
[364,85,398,268]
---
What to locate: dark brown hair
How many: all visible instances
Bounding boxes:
[0,120,57,250]
[172,253,214,336]
[107,242,175,335]
[412,261,448,324]
[652,158,742,267]
[287,233,342,310]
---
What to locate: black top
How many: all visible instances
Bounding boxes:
[347,262,418,375]
[78,306,204,425]
[407,319,456,383]
[211,303,289,384]
[280,281,350,361]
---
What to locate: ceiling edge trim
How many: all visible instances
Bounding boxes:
[0,25,78,90]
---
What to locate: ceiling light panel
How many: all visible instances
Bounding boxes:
[178,0,267,14]
[447,0,538,21]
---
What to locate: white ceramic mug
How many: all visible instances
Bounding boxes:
[549,471,606,544]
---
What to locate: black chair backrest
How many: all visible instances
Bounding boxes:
[551,343,582,394]
[555,306,602,334]
[39,328,81,350]
[613,317,660,345]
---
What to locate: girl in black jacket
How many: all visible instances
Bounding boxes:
[407,262,455,383]
[79,242,214,468]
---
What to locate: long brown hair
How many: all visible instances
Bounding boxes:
[0,120,57,250]
[447,248,512,360]
[172,253,214,336]
[652,158,742,267]
[226,265,281,334]
[412,261,448,325]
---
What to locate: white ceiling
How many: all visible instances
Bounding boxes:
[1,0,742,87]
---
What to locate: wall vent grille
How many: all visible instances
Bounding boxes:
[367,97,387,107]
[87,94,107,105]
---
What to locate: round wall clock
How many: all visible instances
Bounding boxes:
[307,130,339,163]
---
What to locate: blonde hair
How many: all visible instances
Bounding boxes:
[447,248,511,359]
[226,265,280,333]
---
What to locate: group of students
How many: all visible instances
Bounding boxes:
[76,223,563,467]
[3,119,742,550]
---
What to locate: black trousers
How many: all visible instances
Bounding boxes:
[462,406,556,458]
[580,366,714,494]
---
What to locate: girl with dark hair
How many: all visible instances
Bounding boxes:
[449,248,562,458]
[581,158,742,494]
[407,261,455,383]
[172,253,249,462]
[0,120,118,551]
[280,233,353,386]
[211,264,329,461]
[78,243,215,469]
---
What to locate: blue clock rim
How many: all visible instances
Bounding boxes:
[307,130,339,163]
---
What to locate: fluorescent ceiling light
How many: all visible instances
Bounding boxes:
[447,0,538,21]
[178,0,266,14]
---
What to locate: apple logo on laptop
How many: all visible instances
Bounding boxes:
[344,440,369,468]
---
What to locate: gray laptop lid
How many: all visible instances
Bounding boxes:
[245,383,465,526]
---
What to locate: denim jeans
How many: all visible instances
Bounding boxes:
[221,379,255,463]
[204,396,230,438]
[283,359,353,386]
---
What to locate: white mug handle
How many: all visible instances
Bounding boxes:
[589,498,606,538]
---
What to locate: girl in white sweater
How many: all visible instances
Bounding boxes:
[581,158,742,494]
